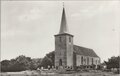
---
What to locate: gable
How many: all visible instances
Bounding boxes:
[73,45,99,57]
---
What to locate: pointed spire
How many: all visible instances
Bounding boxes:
[59,2,69,34]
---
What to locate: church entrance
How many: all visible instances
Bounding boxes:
[59,59,62,66]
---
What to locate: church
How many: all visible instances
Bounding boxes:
[54,5,100,69]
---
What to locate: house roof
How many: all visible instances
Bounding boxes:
[73,45,99,57]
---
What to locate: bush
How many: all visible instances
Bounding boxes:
[113,69,120,74]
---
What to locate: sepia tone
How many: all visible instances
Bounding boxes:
[55,5,100,69]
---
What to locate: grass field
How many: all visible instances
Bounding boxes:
[0,71,119,76]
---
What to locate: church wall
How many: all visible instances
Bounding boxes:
[89,57,92,65]
[89,57,100,65]
[93,57,96,64]
[84,56,87,65]
[76,55,89,66]
[66,35,73,67]
[76,55,81,66]
[75,54,100,66]
[55,35,67,67]
[55,34,74,67]
[94,57,100,65]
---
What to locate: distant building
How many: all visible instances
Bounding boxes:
[54,5,100,69]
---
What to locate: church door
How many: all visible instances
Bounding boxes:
[59,59,62,66]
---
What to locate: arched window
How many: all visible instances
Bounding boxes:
[87,57,89,65]
[59,37,62,42]
[69,37,71,42]
[81,56,83,65]
[96,60,97,64]
[92,58,94,64]
[84,58,86,64]
[98,60,100,64]
[59,59,62,66]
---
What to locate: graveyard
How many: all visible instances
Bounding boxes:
[0,70,120,76]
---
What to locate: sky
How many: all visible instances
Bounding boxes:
[1,1,120,62]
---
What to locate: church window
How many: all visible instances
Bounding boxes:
[96,60,97,64]
[59,37,62,42]
[92,58,94,64]
[87,57,89,65]
[69,37,71,42]
[84,58,86,64]
[98,60,100,64]
[81,56,83,65]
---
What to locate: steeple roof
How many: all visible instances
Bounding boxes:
[59,4,69,34]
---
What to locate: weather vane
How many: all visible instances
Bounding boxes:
[62,2,64,7]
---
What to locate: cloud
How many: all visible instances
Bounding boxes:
[19,7,43,22]
[71,1,120,19]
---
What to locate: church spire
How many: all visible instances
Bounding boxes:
[59,2,69,34]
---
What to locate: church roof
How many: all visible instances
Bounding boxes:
[59,6,69,34]
[73,45,99,57]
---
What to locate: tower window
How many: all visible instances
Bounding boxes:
[59,37,62,42]
[69,37,71,42]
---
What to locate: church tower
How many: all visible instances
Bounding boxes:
[55,4,74,68]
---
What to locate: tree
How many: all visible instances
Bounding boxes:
[1,55,33,72]
[46,51,55,66]
[105,56,120,69]
[39,56,52,68]
[29,58,42,70]
[15,55,32,70]
[1,60,10,72]
[39,51,54,69]
[1,51,55,72]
